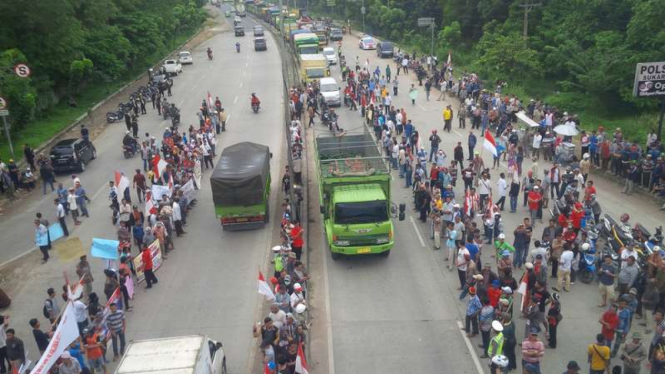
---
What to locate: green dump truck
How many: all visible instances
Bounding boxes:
[315,133,397,259]
[210,142,271,229]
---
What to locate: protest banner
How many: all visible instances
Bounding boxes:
[151,184,172,201]
[181,179,196,202]
[194,160,202,188]
[90,238,120,260]
[132,239,163,283]
[28,302,79,374]
[48,223,65,242]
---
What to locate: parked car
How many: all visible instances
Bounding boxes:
[376,41,394,58]
[358,36,376,50]
[235,26,245,36]
[322,47,337,65]
[254,37,267,51]
[162,60,182,76]
[253,26,264,37]
[49,138,97,173]
[225,10,231,17]
[178,51,193,65]
[319,77,341,106]
[329,28,343,41]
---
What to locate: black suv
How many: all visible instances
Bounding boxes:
[330,28,343,41]
[49,138,97,173]
[235,26,245,36]
[376,41,394,58]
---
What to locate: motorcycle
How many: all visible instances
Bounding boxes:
[251,103,260,113]
[207,50,213,60]
[170,107,181,126]
[106,110,124,123]
[236,43,241,53]
[578,243,598,284]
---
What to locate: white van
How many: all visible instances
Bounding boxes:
[319,77,341,107]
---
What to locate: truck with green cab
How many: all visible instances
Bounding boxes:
[315,133,400,259]
[210,142,271,229]
[293,33,319,55]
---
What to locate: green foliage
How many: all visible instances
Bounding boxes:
[0,49,37,128]
[476,32,542,82]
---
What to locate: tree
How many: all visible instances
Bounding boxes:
[476,31,542,82]
[0,49,37,128]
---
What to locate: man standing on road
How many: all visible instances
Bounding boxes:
[58,352,82,374]
[107,303,126,361]
[30,318,51,355]
[5,329,25,370]
[141,246,158,289]
[588,333,611,374]
[443,105,453,133]
[428,131,441,162]
[67,188,82,225]
[496,173,507,211]
[54,198,69,237]
[598,255,617,308]
[468,131,477,161]
[44,288,61,324]
[35,220,50,263]
[133,169,146,204]
[76,255,94,297]
[521,327,545,373]
[621,332,646,374]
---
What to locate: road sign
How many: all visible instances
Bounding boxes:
[417,17,435,27]
[0,97,6,110]
[13,63,31,78]
[361,6,365,14]
[634,61,665,98]
[0,110,8,117]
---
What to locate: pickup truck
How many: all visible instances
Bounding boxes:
[162,59,182,76]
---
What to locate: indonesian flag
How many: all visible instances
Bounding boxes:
[483,131,498,157]
[258,271,276,301]
[463,190,472,217]
[152,154,168,179]
[28,302,80,374]
[168,173,174,191]
[145,190,158,216]
[66,277,84,301]
[517,271,529,311]
[295,343,309,374]
[114,171,130,197]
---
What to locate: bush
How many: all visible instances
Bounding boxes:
[544,92,592,114]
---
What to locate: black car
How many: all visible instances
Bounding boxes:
[254,37,267,51]
[235,26,245,36]
[376,41,394,58]
[329,28,343,41]
[49,138,97,173]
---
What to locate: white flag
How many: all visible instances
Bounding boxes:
[29,302,80,374]
[295,343,309,374]
[257,271,275,301]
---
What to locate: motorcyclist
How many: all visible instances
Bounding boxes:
[236,42,241,52]
[169,104,180,124]
[207,47,213,59]
[122,131,136,153]
[214,96,222,112]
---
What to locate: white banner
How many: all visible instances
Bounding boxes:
[181,179,196,203]
[194,160,202,188]
[151,184,172,201]
[29,302,80,374]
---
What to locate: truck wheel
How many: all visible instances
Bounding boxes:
[330,251,341,261]
[379,250,391,257]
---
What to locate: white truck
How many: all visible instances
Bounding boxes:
[162,59,182,76]
[114,335,227,374]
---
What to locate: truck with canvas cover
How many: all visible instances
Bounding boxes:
[210,142,271,229]
[114,335,226,374]
[315,133,395,259]
[293,33,319,55]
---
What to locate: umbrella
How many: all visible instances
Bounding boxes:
[553,124,579,136]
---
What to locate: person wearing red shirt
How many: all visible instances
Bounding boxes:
[599,304,619,350]
[584,180,597,201]
[527,186,543,224]
[487,281,502,307]
[290,220,305,261]
[570,202,584,230]
[141,246,159,289]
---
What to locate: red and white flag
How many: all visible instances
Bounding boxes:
[295,343,309,374]
[145,190,158,216]
[114,171,130,196]
[207,91,214,109]
[66,277,84,301]
[152,154,168,179]
[28,302,80,374]
[463,190,472,217]
[483,131,498,157]
[258,271,276,301]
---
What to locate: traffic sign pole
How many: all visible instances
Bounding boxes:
[1,115,14,159]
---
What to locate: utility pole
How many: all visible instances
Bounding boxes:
[519,1,541,44]
[278,0,284,37]
[361,0,365,32]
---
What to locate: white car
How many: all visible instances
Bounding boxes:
[178,51,193,65]
[319,77,341,106]
[322,47,337,65]
[359,36,376,50]
[162,60,182,76]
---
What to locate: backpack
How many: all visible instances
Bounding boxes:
[43,299,52,319]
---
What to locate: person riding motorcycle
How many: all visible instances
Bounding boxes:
[235,42,241,53]
[169,104,181,124]
[122,131,136,153]
[251,93,260,106]
[207,47,213,59]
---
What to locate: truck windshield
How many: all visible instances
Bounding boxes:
[299,46,318,54]
[307,68,326,78]
[335,201,388,224]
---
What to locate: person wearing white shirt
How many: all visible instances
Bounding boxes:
[290,283,306,310]
[67,189,81,225]
[496,173,507,211]
[172,199,185,237]
[477,174,492,211]
[620,246,638,269]
[532,133,542,160]
[557,246,574,292]
[267,304,287,329]
[73,300,89,334]
[54,199,70,237]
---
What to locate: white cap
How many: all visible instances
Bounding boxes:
[294,283,303,290]
[492,320,504,332]
[525,262,534,269]
[498,233,506,239]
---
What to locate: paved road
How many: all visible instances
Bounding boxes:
[308,33,665,374]
[0,7,283,374]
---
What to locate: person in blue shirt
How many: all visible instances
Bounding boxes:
[611,297,633,358]
[468,132,477,161]
[464,286,482,337]
[68,341,91,374]
[466,236,480,267]
[589,131,598,166]
[404,120,414,145]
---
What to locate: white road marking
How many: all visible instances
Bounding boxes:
[246,62,249,67]
[409,216,426,248]
[453,129,463,137]
[239,82,243,88]
[456,320,487,374]
[91,182,109,201]
[417,103,429,111]
[0,246,37,269]
[233,96,238,104]
[178,99,185,106]
[322,244,336,374]
[189,85,198,92]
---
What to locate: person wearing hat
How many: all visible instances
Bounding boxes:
[463,286,482,337]
[521,327,545,373]
[546,293,562,349]
[487,320,505,361]
[621,331,646,374]
[563,360,581,374]
[497,251,513,277]
[290,283,306,311]
[494,233,515,259]
[59,351,82,374]
[500,313,517,371]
